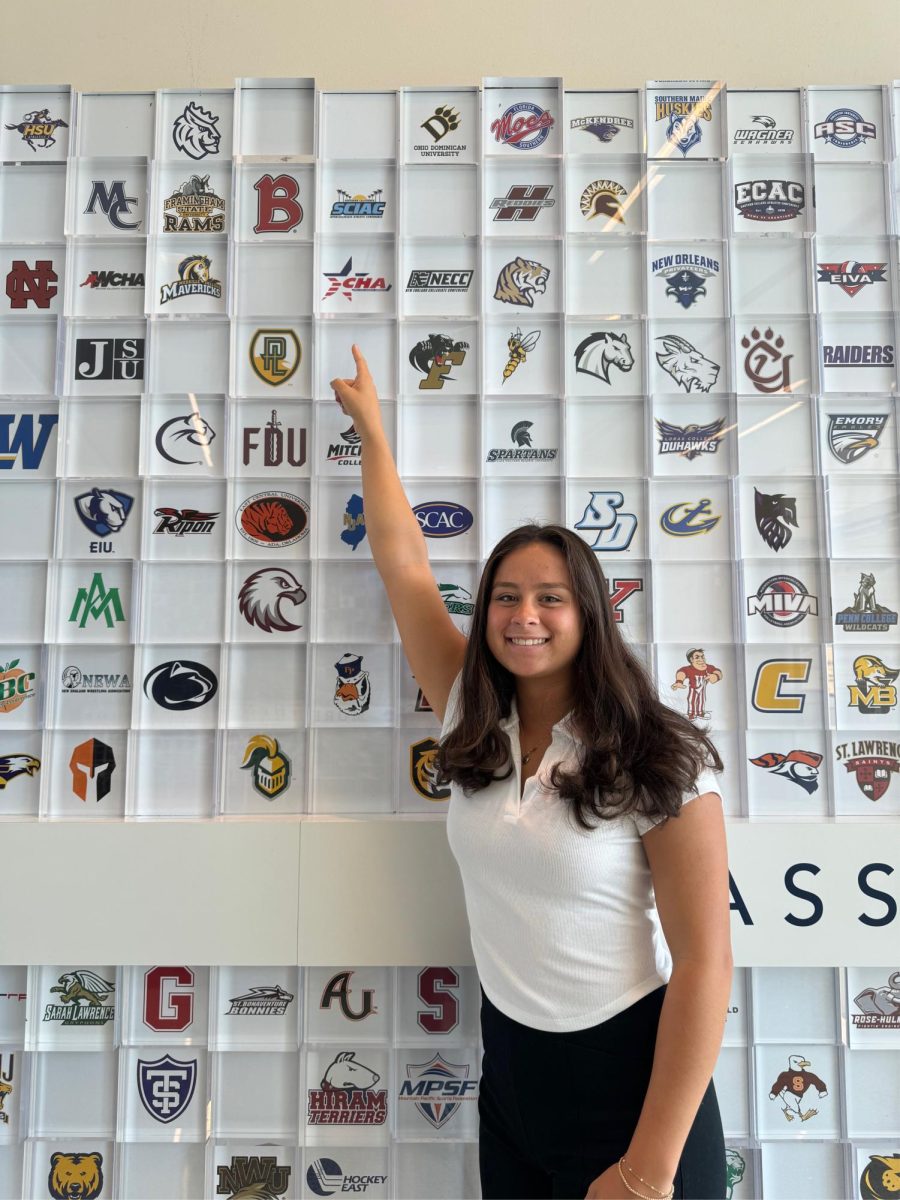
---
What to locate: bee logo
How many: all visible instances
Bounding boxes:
[503,327,540,384]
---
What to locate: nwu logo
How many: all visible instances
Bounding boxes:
[0,413,58,470]
[216,1156,291,1198]
[83,180,142,230]
[172,102,221,160]
[320,970,377,1021]
[137,1054,197,1123]
[574,491,638,552]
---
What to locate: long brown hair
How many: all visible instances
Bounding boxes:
[437,524,722,829]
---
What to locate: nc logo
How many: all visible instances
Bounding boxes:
[574,491,637,552]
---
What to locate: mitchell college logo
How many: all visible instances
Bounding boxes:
[138,1054,197,1123]
[326,425,361,468]
[835,573,898,634]
[835,739,900,802]
[308,1053,387,1125]
[83,179,142,230]
[490,102,554,150]
[733,179,804,222]
[652,253,720,309]
[399,1054,478,1129]
[750,749,822,794]
[570,114,634,143]
[241,734,292,799]
[813,108,876,149]
[409,334,468,389]
[235,492,309,548]
[159,253,222,304]
[43,971,115,1026]
[574,332,634,385]
[816,260,887,298]
[826,414,888,464]
[143,660,218,711]
[322,258,391,302]
[4,107,68,151]
[655,418,725,460]
[747,575,818,628]
[490,184,555,222]
[172,102,221,159]
[162,173,225,232]
[238,568,306,632]
[69,738,116,803]
[574,491,638,552]
[654,94,712,156]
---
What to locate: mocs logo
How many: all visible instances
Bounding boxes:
[752,659,811,713]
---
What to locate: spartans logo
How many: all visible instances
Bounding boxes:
[241,734,292,799]
[410,738,450,801]
[493,257,549,307]
[579,179,627,222]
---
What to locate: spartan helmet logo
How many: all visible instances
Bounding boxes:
[510,421,533,447]
[68,738,116,802]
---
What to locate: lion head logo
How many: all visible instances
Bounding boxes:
[493,257,550,308]
[238,568,307,632]
[172,102,221,160]
[49,1152,104,1200]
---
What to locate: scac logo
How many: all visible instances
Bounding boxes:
[216,1155,291,1198]
[574,491,638,552]
[320,970,377,1021]
[143,966,194,1032]
[412,502,473,538]
[399,1054,478,1129]
[254,173,303,234]
[417,966,460,1034]
[137,1053,197,1123]
[84,179,141,230]
[0,413,58,470]
[752,659,811,713]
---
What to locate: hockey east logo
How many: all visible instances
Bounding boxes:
[307,1052,388,1125]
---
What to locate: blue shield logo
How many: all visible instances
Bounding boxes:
[399,1053,477,1129]
[137,1054,197,1123]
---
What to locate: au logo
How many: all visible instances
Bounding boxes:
[250,329,301,386]
[660,498,720,537]
[411,738,450,801]
[847,655,899,716]
[69,573,125,629]
[241,734,291,799]
[320,970,377,1021]
[751,659,811,713]
[409,334,468,390]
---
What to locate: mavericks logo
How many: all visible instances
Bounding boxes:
[159,254,222,304]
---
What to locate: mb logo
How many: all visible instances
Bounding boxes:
[84,180,142,230]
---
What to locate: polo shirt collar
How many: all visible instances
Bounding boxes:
[499,694,582,744]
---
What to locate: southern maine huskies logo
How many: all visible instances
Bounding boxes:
[172,102,222,160]
[138,1054,197,1123]
[494,257,549,307]
[308,1052,387,1125]
[409,334,468,389]
[334,653,371,715]
[48,1153,103,1200]
[399,1054,478,1129]
[238,568,306,632]
[43,971,115,1026]
[411,738,450,800]
[654,94,712,155]
[159,253,222,304]
[835,739,900,801]
[750,749,822,794]
[835,573,898,634]
[655,335,720,392]
[241,734,292,799]
[574,331,634,385]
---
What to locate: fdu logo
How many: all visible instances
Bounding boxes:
[412,501,473,538]
[306,1158,388,1196]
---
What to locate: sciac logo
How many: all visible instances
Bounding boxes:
[241,733,292,799]
[399,1054,477,1129]
[83,179,142,230]
[155,412,216,466]
[848,655,899,716]
[411,737,450,801]
[153,507,219,536]
[334,653,371,716]
[162,173,225,233]
[570,114,634,143]
[574,491,638,552]
[74,488,134,538]
[671,649,723,722]
[239,567,306,632]
[490,184,555,222]
[750,749,823,794]
[860,1153,900,1200]
[143,966,194,1032]
[413,502,473,538]
[659,498,720,537]
[4,107,68,152]
[768,1053,829,1124]
[754,489,798,553]
[250,329,301,388]
[652,254,719,309]
[409,334,468,390]
[814,107,876,148]
[0,412,58,470]
[48,1153,103,1200]
[733,179,805,222]
[143,660,218,711]
[742,326,793,393]
[655,335,720,393]
[503,326,540,384]
[74,336,144,381]
[253,172,303,234]
[308,1052,387,1125]
[226,984,295,1016]
[654,95,712,156]
[751,659,811,713]
[320,970,377,1021]
[322,258,392,302]
[341,493,367,550]
[493,257,549,308]
[69,572,125,629]
[835,572,898,634]
[732,114,794,145]
[835,739,900,801]
[580,179,627,223]
[816,260,887,298]
[172,102,221,160]
[747,575,819,629]
[655,418,725,461]
[490,101,554,150]
[0,753,40,791]
[243,408,307,469]
[137,1053,197,1124]
[43,970,115,1025]
[826,413,888,464]
[330,188,385,218]
[217,1155,291,1199]
[79,269,144,290]
[159,252,222,304]
[236,492,310,549]
[5,258,58,309]
[69,738,116,802]
[306,1158,387,1198]
[574,331,634,386]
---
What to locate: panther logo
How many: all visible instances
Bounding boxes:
[154,412,216,465]
[655,335,720,393]
[238,568,307,632]
[574,331,634,384]
[409,334,469,386]
[50,971,115,1007]
[493,256,550,307]
[73,488,134,537]
[48,1152,104,1200]
[172,102,221,160]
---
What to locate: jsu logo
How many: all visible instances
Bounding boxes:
[84,180,142,230]
[0,413,58,470]
[74,337,144,381]
[574,491,637,552]
[137,1054,197,1123]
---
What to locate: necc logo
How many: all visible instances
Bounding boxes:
[412,502,473,538]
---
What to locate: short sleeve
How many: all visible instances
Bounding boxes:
[632,768,724,836]
[440,671,464,739]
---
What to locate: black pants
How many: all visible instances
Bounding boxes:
[479,985,726,1200]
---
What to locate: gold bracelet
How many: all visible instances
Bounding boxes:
[618,1156,675,1200]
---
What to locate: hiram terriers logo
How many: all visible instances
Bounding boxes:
[43,971,115,1026]
[750,749,822,794]
[490,102,554,150]
[399,1054,477,1129]
[241,734,292,799]
[308,1052,387,1125]
[835,738,900,801]
[853,971,900,1030]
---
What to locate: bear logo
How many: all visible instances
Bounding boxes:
[48,1151,104,1199]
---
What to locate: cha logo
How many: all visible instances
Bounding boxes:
[816,260,887,298]
[48,1153,103,1200]
[320,970,377,1021]
[254,173,303,233]
[409,334,468,390]
[0,659,36,716]
[43,971,115,1025]
[750,749,822,794]
[137,1054,197,1123]
[239,568,306,632]
[84,180,142,231]
[334,653,371,716]
[411,737,450,800]
[74,336,144,381]
[341,493,367,550]
[79,268,144,290]
[848,655,899,716]
[654,94,712,156]
[5,259,58,309]
[412,502,473,538]
[326,424,362,467]
[241,733,292,799]
[494,257,549,308]
[742,326,793,393]
[835,739,900,801]
[143,660,218,711]
[4,107,68,151]
[503,327,540,384]
[671,649,722,722]
[243,408,307,469]
[486,420,558,463]
[652,253,720,309]
[747,575,818,628]
[0,753,40,791]
[733,114,794,146]
[570,114,634,143]
[399,1054,477,1128]
[574,491,638,552]
[580,179,627,223]
[490,102,554,150]
[249,330,301,388]
[306,1158,387,1198]
[162,173,226,233]
[236,492,309,549]
[152,508,219,536]
[835,572,897,634]
[159,253,222,304]
[733,179,804,222]
[330,188,385,218]
[216,1155,291,1198]
[768,1054,828,1123]
[574,331,634,385]
[0,412,58,470]
[226,984,294,1015]
[755,489,797,552]
[826,413,888,464]
[68,572,125,629]
[172,102,222,160]
[655,417,725,460]
[74,488,134,541]
[308,1052,387,1125]
[659,498,720,537]
[69,738,116,802]
[322,258,391,302]
[814,107,876,148]
[853,971,900,1031]
[490,184,555,222]
[155,412,216,465]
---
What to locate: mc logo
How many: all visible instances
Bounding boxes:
[752,659,811,713]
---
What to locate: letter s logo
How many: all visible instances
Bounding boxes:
[417,966,460,1034]
[143,966,194,1032]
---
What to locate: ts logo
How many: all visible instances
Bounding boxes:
[752,659,811,713]
[417,967,460,1034]
[143,966,194,1032]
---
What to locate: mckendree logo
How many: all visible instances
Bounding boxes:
[412,501,473,538]
[490,102,554,150]
[570,114,634,143]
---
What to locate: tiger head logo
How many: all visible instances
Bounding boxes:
[410,738,450,801]
[494,257,550,308]
[172,102,221,160]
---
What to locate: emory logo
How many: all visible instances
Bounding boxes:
[490,102,554,150]
[320,970,377,1021]
[241,734,292,800]
[826,414,888,464]
[84,179,141,230]
[43,970,115,1025]
[750,749,822,794]
[308,1052,387,1125]
[399,1054,478,1129]
[216,1156,291,1198]
[69,738,116,802]
[137,1054,197,1123]
[322,258,391,302]
[836,739,900,802]
[816,260,887,298]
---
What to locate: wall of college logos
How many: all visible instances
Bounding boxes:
[0,75,899,1198]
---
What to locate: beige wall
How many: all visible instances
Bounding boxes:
[2,0,899,91]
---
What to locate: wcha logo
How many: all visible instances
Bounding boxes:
[330,188,385,218]
[852,971,900,1031]
[0,753,40,791]
[0,412,58,470]
[823,343,894,370]
[243,408,306,468]
[654,94,712,156]
[816,260,887,298]
[159,253,222,304]
[732,114,794,145]
[655,418,725,461]
[835,573,897,634]
[733,179,804,222]
[399,1054,477,1129]
[341,493,367,550]
[574,331,634,385]
[490,102,554,150]
[162,172,225,233]
[742,327,793,393]
[412,502,473,539]
[654,335,720,391]
[320,970,377,1021]
[406,269,473,294]
[503,327,540,384]
[327,425,362,468]
[138,1054,197,1124]
[306,1158,387,1198]
[143,660,218,711]
[409,334,468,390]
[410,737,450,801]
[83,179,142,230]
[254,173,303,233]
[768,1054,828,1124]
[152,508,219,537]
[747,575,818,629]
[493,257,549,308]
[574,491,638,552]
[813,107,876,148]
[570,114,633,143]
[79,268,144,290]
[235,492,310,549]
[835,738,900,802]
[671,649,723,721]
[755,489,797,552]
[69,738,116,803]
[5,259,58,309]
[155,412,216,466]
[239,568,306,632]
[73,488,134,539]
[322,258,392,302]
[847,656,899,716]
[241,734,292,800]
[580,179,627,223]
[74,336,144,381]
[226,984,294,1016]
[750,749,822,794]
[48,1153,103,1200]
[308,1052,388,1125]
[61,665,130,697]
[490,184,555,222]
[249,331,301,388]
[216,1155,291,1198]
[486,419,558,463]
[334,653,371,716]
[826,413,888,464]
[660,498,721,537]
[4,107,68,151]
[172,102,222,160]
[0,660,36,716]
[68,573,125,629]
[416,105,465,158]
[43,971,115,1025]
[652,253,720,309]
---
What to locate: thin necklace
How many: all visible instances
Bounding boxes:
[521,744,539,767]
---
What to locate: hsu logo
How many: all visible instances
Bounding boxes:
[0,413,58,470]
[83,180,142,230]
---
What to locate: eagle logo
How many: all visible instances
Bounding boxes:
[238,568,307,632]
[0,754,40,790]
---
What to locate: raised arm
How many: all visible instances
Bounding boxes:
[330,346,466,722]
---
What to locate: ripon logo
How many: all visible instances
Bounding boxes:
[0,413,58,470]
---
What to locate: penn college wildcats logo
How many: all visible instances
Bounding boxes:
[655,335,720,393]
[750,749,822,794]
[754,489,798,552]
[238,568,307,632]
[171,102,222,160]
[574,332,634,384]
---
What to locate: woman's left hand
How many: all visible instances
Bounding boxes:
[585,1161,673,1199]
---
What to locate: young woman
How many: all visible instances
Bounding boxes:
[331,345,731,1200]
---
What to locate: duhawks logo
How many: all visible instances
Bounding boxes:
[742,327,793,393]
[320,970,377,1021]
[490,102,554,150]
[574,331,634,385]
[308,1052,387,1125]
[43,971,115,1025]
[852,971,900,1030]
[322,258,391,302]
[241,734,292,799]
[239,568,306,632]
[570,114,634,143]
[399,1054,478,1129]
[733,179,804,222]
[409,334,468,389]
[655,335,720,393]
[813,107,876,149]
[226,985,294,1015]
[652,254,719,309]
[655,418,725,460]
[138,1054,197,1123]
[835,573,897,634]
[172,102,221,160]
[816,260,887,298]
[835,739,900,801]
[580,179,626,222]
[847,655,899,716]
[654,94,712,156]
[747,575,818,628]
[159,253,221,304]
[750,750,822,794]
[826,414,888,464]
[755,489,797,552]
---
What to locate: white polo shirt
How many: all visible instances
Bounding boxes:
[443,673,723,1032]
